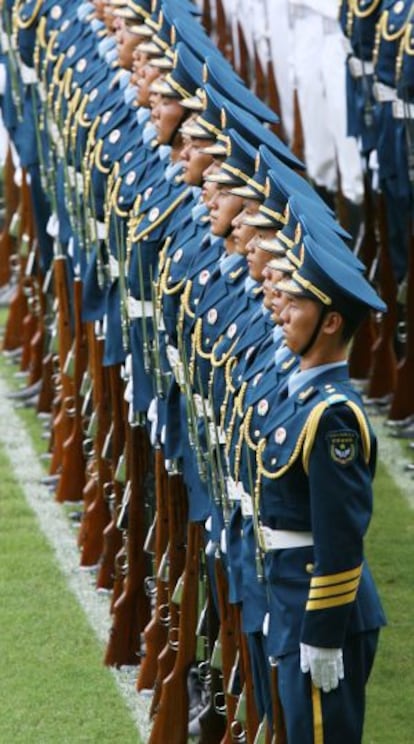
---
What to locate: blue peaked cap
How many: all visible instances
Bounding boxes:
[280,234,387,323]
[203,55,279,124]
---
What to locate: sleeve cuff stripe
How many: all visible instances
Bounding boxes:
[306,590,357,611]
[310,564,362,588]
[308,578,360,599]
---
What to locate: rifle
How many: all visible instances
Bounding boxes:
[104,423,152,666]
[388,226,414,420]
[237,21,251,88]
[215,0,234,65]
[96,364,125,591]
[214,554,239,743]
[79,328,112,567]
[149,471,189,717]
[198,574,227,744]
[148,521,203,744]
[0,148,19,288]
[55,277,88,503]
[137,448,170,691]
[202,0,212,36]
[366,193,398,401]
[348,175,378,382]
[47,254,74,478]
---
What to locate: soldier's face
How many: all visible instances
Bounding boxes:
[180,137,214,186]
[118,29,139,70]
[279,294,321,352]
[208,188,244,236]
[136,62,161,106]
[201,162,220,203]
[231,201,260,255]
[246,227,277,279]
[151,95,184,144]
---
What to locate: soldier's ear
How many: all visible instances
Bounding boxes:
[322,310,344,337]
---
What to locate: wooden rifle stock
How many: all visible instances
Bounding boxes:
[47,255,74,476]
[149,521,202,744]
[366,194,398,400]
[105,424,151,666]
[79,331,112,566]
[238,632,260,743]
[237,22,250,88]
[96,364,125,590]
[214,557,239,744]
[198,578,227,744]
[0,149,19,287]
[56,277,88,503]
[388,227,414,420]
[215,0,233,64]
[150,472,188,716]
[202,0,212,36]
[349,178,378,381]
[137,448,170,691]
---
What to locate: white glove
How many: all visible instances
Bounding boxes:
[147,397,158,446]
[300,643,344,693]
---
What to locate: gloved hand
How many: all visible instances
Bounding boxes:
[300,643,344,693]
[147,397,158,446]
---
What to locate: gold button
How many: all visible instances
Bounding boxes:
[305,563,314,574]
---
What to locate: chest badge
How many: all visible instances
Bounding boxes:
[274,427,287,445]
[199,269,210,285]
[207,308,218,325]
[149,207,160,222]
[173,248,183,263]
[109,129,121,144]
[227,323,237,339]
[257,399,269,416]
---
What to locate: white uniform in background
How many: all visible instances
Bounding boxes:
[266,0,295,144]
[288,0,364,203]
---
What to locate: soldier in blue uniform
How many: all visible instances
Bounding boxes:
[253,235,387,743]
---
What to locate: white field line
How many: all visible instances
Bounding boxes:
[0,373,152,743]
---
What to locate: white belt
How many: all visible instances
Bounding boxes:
[259,526,314,552]
[20,62,37,85]
[240,491,253,518]
[392,98,414,120]
[347,56,374,79]
[373,81,397,104]
[127,296,153,319]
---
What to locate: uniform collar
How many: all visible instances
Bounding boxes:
[288,360,348,398]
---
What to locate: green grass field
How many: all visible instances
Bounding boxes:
[0,307,413,742]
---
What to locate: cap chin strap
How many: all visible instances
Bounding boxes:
[298,303,328,357]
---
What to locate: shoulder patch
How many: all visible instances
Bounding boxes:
[326,392,348,406]
[326,430,358,466]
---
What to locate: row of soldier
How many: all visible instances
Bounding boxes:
[0,0,413,743]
